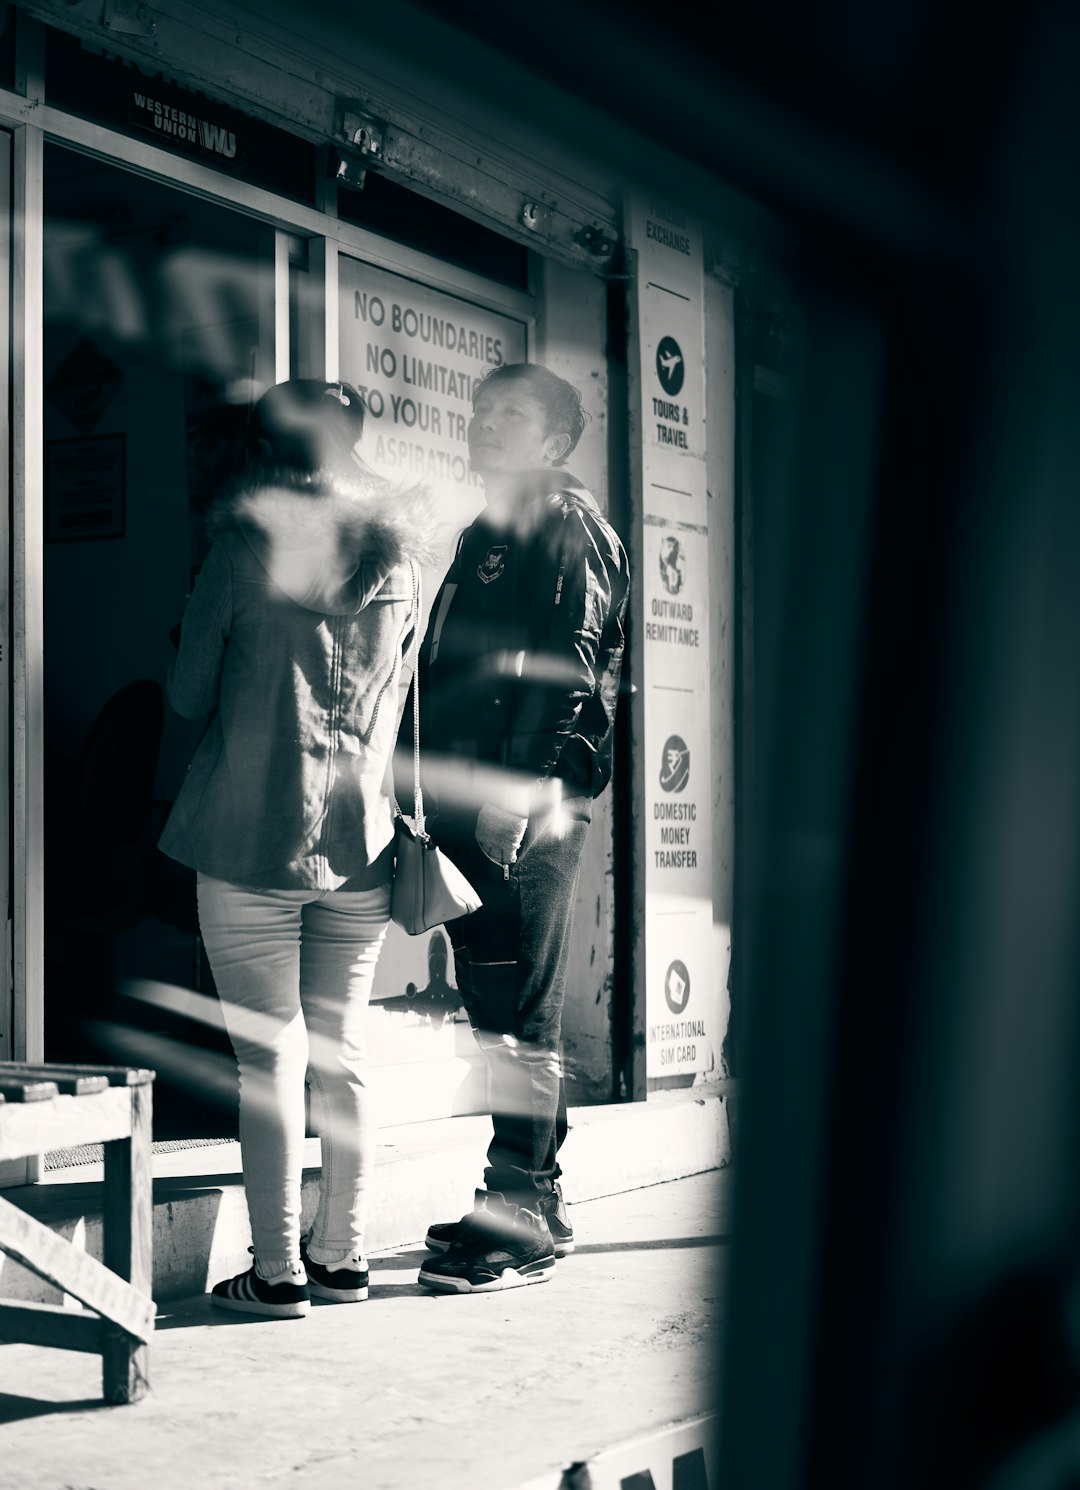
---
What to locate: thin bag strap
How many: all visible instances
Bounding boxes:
[406,560,425,835]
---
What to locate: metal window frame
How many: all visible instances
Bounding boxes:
[0,126,11,1066]
[11,118,44,1066]
[0,89,537,323]
[9,0,620,274]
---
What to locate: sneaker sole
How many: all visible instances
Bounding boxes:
[308,1280,369,1303]
[211,1293,310,1319]
[424,1231,574,1259]
[416,1258,555,1294]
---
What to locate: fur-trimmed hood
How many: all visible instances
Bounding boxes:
[206,464,437,615]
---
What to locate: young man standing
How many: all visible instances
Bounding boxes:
[403,362,630,1294]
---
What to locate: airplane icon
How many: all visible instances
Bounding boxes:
[378,931,463,1028]
[658,349,683,379]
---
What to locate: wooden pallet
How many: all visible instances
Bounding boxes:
[0,1062,156,1404]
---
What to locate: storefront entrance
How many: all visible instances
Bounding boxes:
[2,8,626,1160]
[36,140,537,1141]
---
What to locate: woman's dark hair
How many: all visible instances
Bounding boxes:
[248,379,366,473]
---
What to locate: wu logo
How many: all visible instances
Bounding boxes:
[197,121,237,158]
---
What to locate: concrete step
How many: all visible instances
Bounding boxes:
[0,1082,733,1304]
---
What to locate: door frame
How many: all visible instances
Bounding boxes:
[0,124,11,1067]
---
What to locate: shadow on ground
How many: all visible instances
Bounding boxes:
[0,1392,109,1425]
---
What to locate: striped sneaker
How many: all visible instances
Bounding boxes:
[211,1254,310,1319]
[301,1239,369,1303]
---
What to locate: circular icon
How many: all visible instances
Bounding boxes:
[656,336,684,396]
[664,960,690,1015]
[658,535,685,595]
[660,735,690,794]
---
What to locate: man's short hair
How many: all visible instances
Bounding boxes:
[473,363,587,465]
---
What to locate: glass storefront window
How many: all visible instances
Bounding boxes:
[332,248,530,1091]
[336,171,529,290]
[42,143,276,1135]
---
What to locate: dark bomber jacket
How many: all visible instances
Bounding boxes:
[408,472,630,819]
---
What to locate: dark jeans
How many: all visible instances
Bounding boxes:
[436,799,592,1208]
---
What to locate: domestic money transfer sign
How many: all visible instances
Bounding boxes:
[338,257,529,545]
[631,196,716,1080]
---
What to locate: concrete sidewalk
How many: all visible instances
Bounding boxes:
[0,1169,730,1490]
[2,1083,733,1304]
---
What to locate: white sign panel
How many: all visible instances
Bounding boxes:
[337,258,528,1010]
[632,197,716,1080]
[338,258,528,540]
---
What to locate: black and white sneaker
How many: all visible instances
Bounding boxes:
[301,1239,369,1302]
[211,1253,310,1319]
[424,1215,467,1252]
[418,1192,556,1294]
[425,1183,575,1258]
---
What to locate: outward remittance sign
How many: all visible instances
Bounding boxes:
[631,196,716,1081]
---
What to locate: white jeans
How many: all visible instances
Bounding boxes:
[197,873,390,1267]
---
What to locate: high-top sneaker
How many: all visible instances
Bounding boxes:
[417,1191,556,1293]
[540,1181,575,1256]
[425,1182,574,1257]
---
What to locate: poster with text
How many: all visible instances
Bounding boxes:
[336,259,528,1030]
[338,257,528,561]
[632,196,717,1078]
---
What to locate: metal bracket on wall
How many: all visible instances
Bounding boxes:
[574,223,615,258]
[340,108,384,162]
[333,109,386,193]
[102,0,159,38]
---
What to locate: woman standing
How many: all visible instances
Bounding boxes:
[160,379,430,1317]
